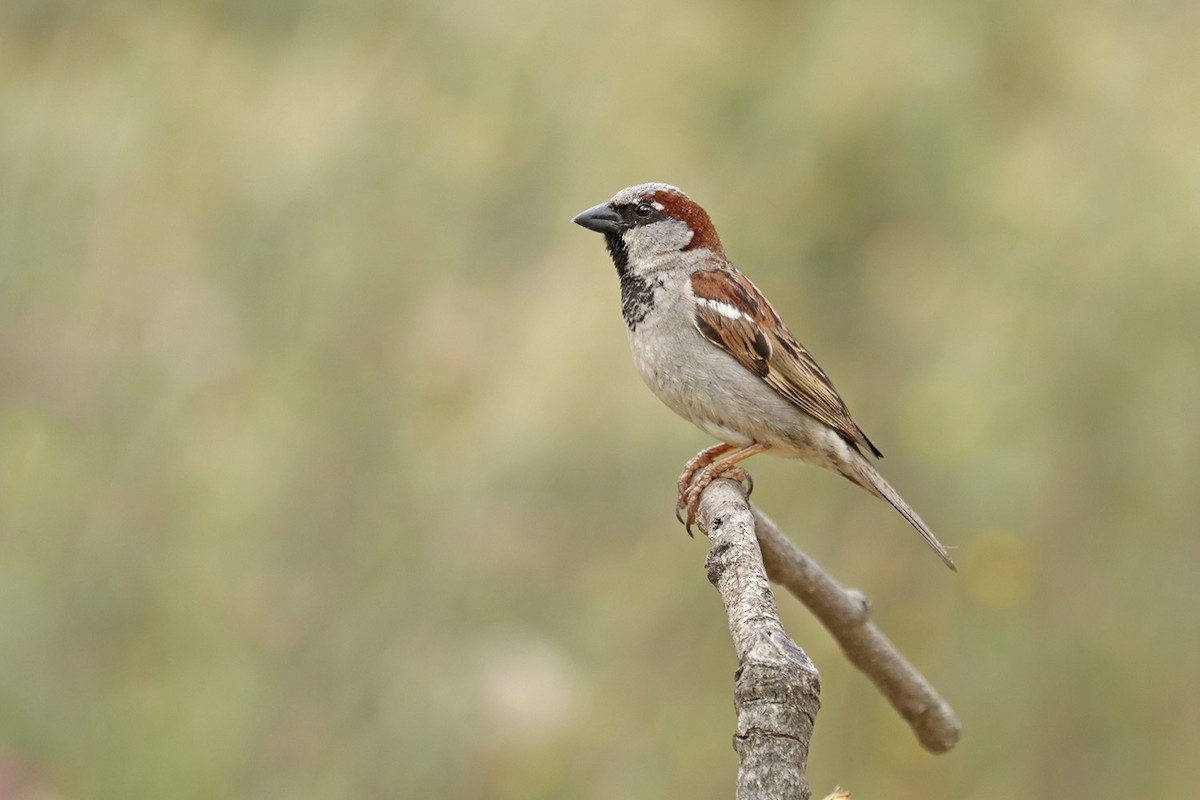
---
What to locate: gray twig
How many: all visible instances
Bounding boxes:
[696,479,820,800]
[751,505,961,754]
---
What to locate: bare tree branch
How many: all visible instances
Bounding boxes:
[695,479,820,800]
[751,505,961,754]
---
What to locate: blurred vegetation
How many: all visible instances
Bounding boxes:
[2,1,1199,798]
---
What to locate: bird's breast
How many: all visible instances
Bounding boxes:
[626,305,762,446]
[625,294,829,457]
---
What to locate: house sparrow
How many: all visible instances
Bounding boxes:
[573,182,956,571]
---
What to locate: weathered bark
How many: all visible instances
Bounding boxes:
[694,478,961,799]
[753,506,960,754]
[696,479,820,800]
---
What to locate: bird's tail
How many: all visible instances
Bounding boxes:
[843,454,957,572]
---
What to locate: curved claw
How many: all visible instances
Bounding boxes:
[674,443,766,537]
[677,463,752,536]
[674,500,695,536]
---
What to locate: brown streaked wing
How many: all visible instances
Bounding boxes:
[690,267,883,458]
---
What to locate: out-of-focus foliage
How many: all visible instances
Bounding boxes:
[2,1,1198,798]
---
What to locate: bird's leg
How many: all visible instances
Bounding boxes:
[676,443,736,511]
[679,442,771,535]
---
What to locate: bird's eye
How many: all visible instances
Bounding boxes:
[634,202,655,218]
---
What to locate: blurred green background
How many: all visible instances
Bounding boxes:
[3,1,1198,798]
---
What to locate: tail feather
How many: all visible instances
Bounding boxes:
[845,455,957,572]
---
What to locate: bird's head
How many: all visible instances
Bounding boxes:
[573,183,725,275]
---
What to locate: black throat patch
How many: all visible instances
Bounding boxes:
[605,233,660,331]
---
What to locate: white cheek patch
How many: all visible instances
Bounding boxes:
[623,218,693,266]
[698,297,746,320]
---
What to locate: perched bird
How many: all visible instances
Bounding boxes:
[573,183,956,571]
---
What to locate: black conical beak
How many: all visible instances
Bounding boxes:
[572,203,622,234]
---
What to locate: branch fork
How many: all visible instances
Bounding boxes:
[694,478,960,799]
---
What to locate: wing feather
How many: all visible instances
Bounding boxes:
[690,267,883,458]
